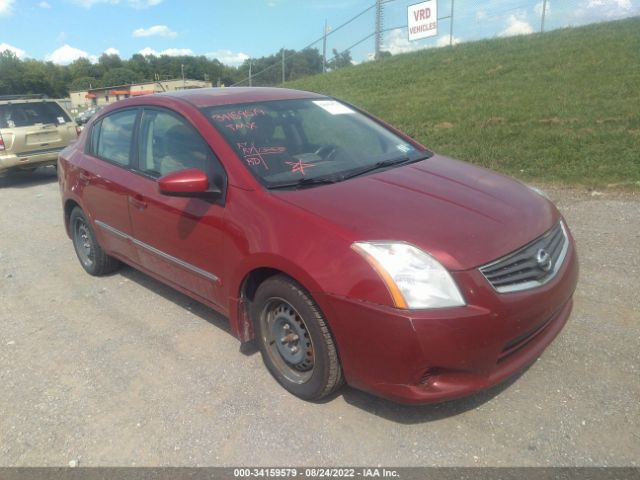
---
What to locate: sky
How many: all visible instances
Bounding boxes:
[0,0,638,68]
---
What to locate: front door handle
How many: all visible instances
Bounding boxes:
[78,172,91,185]
[129,194,148,210]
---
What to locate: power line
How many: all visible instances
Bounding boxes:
[231,2,377,86]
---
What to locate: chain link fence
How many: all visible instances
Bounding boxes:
[231,0,638,87]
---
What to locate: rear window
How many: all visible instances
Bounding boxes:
[0,102,71,129]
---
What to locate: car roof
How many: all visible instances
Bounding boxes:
[153,87,327,109]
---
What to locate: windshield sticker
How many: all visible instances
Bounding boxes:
[286,159,316,175]
[57,116,66,124]
[396,144,412,153]
[237,142,287,170]
[226,122,257,132]
[211,108,266,123]
[312,100,355,115]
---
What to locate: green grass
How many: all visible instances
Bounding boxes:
[288,18,640,189]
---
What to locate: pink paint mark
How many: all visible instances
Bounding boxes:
[236,143,287,170]
[225,122,258,132]
[212,108,266,123]
[285,159,316,175]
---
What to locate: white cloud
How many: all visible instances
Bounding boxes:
[499,15,534,36]
[71,0,161,8]
[0,0,14,16]
[46,44,96,64]
[379,28,460,56]
[133,24,177,38]
[38,1,51,8]
[138,47,193,57]
[588,0,631,8]
[206,49,250,67]
[586,0,634,17]
[565,0,638,25]
[436,35,461,47]
[104,47,120,56]
[475,9,488,21]
[0,42,26,58]
[139,47,159,56]
[161,48,193,56]
[383,28,426,55]
[129,0,162,8]
[71,0,117,7]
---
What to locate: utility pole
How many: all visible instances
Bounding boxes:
[374,0,383,59]
[450,0,455,46]
[181,64,185,87]
[282,49,285,85]
[540,0,548,32]
[323,20,328,73]
[249,61,252,87]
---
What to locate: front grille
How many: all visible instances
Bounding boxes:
[480,222,568,293]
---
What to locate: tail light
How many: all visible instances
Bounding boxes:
[0,132,5,151]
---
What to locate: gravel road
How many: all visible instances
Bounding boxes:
[1,167,638,467]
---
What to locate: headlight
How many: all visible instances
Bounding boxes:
[352,241,465,309]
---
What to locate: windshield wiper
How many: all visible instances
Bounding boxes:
[340,154,431,181]
[267,176,339,190]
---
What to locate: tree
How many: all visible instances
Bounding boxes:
[328,49,353,70]
[0,50,24,95]
[68,57,93,79]
[98,53,123,70]
[102,67,141,87]
[69,76,101,91]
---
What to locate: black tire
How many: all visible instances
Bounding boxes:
[69,207,120,276]
[252,275,343,400]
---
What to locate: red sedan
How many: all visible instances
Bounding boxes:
[58,88,578,404]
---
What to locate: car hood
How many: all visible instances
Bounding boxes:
[273,154,559,271]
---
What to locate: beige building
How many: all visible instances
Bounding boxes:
[69,79,212,110]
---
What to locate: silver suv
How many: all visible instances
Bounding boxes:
[0,95,79,175]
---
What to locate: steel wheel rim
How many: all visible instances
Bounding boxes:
[73,218,94,267]
[260,297,315,384]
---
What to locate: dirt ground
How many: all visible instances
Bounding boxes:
[1,167,638,466]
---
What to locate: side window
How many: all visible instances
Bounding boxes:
[138,109,218,177]
[96,109,137,166]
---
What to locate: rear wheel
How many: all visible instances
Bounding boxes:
[70,207,120,276]
[252,275,343,400]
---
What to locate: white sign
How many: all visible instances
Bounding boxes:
[313,100,355,115]
[408,0,438,41]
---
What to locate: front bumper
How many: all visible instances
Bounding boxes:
[0,150,60,173]
[318,238,579,404]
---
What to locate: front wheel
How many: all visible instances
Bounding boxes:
[70,207,120,276]
[252,275,343,400]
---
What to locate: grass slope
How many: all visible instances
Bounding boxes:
[289,18,640,189]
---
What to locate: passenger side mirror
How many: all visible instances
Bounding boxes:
[158,168,221,198]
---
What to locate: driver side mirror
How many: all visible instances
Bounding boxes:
[158,168,221,199]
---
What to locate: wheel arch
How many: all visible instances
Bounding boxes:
[230,260,330,344]
[63,198,82,238]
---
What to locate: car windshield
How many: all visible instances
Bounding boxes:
[0,102,71,129]
[201,98,431,188]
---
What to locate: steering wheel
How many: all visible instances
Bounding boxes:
[314,144,339,161]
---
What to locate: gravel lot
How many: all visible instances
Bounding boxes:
[1,167,638,467]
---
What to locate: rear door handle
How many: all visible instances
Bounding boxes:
[129,194,148,210]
